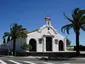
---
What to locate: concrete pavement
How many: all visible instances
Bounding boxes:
[1,55,85,64]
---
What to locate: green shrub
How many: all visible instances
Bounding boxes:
[67,46,74,51]
[21,43,32,50]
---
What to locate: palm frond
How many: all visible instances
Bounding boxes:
[7,36,11,43]
[78,10,85,19]
[72,13,76,21]
[3,32,10,38]
[79,16,85,24]
[61,24,73,34]
[63,13,74,23]
[72,8,80,22]
[3,23,27,42]
[81,25,85,31]
[15,29,27,38]
[73,8,79,15]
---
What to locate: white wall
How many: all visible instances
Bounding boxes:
[26,25,67,52]
[7,38,26,51]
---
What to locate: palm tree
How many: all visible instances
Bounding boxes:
[3,37,6,44]
[3,23,27,56]
[61,8,85,56]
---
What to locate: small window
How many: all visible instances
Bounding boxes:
[47,27,50,30]
[55,39,58,44]
[39,38,43,44]
[48,27,50,30]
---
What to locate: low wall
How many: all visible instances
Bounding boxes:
[74,46,85,51]
[16,51,76,57]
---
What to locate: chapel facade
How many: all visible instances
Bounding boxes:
[24,17,67,52]
[2,17,67,52]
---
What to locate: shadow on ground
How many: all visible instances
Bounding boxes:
[36,57,76,61]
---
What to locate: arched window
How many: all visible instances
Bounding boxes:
[59,40,64,51]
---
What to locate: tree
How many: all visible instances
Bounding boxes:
[3,23,27,56]
[66,38,71,46]
[21,43,32,50]
[61,8,85,56]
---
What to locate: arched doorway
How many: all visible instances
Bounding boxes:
[29,39,36,52]
[59,40,64,51]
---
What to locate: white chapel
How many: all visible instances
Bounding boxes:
[4,17,67,52]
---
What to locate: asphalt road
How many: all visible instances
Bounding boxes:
[0,56,85,64]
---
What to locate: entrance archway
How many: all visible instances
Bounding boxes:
[59,40,64,51]
[29,39,36,52]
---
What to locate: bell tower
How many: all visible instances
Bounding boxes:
[45,17,51,26]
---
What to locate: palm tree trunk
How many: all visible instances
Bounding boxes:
[76,31,80,56]
[13,38,16,56]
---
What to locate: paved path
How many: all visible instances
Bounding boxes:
[0,56,85,64]
[0,59,85,64]
[0,59,55,64]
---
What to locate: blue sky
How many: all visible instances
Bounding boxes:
[0,0,85,45]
